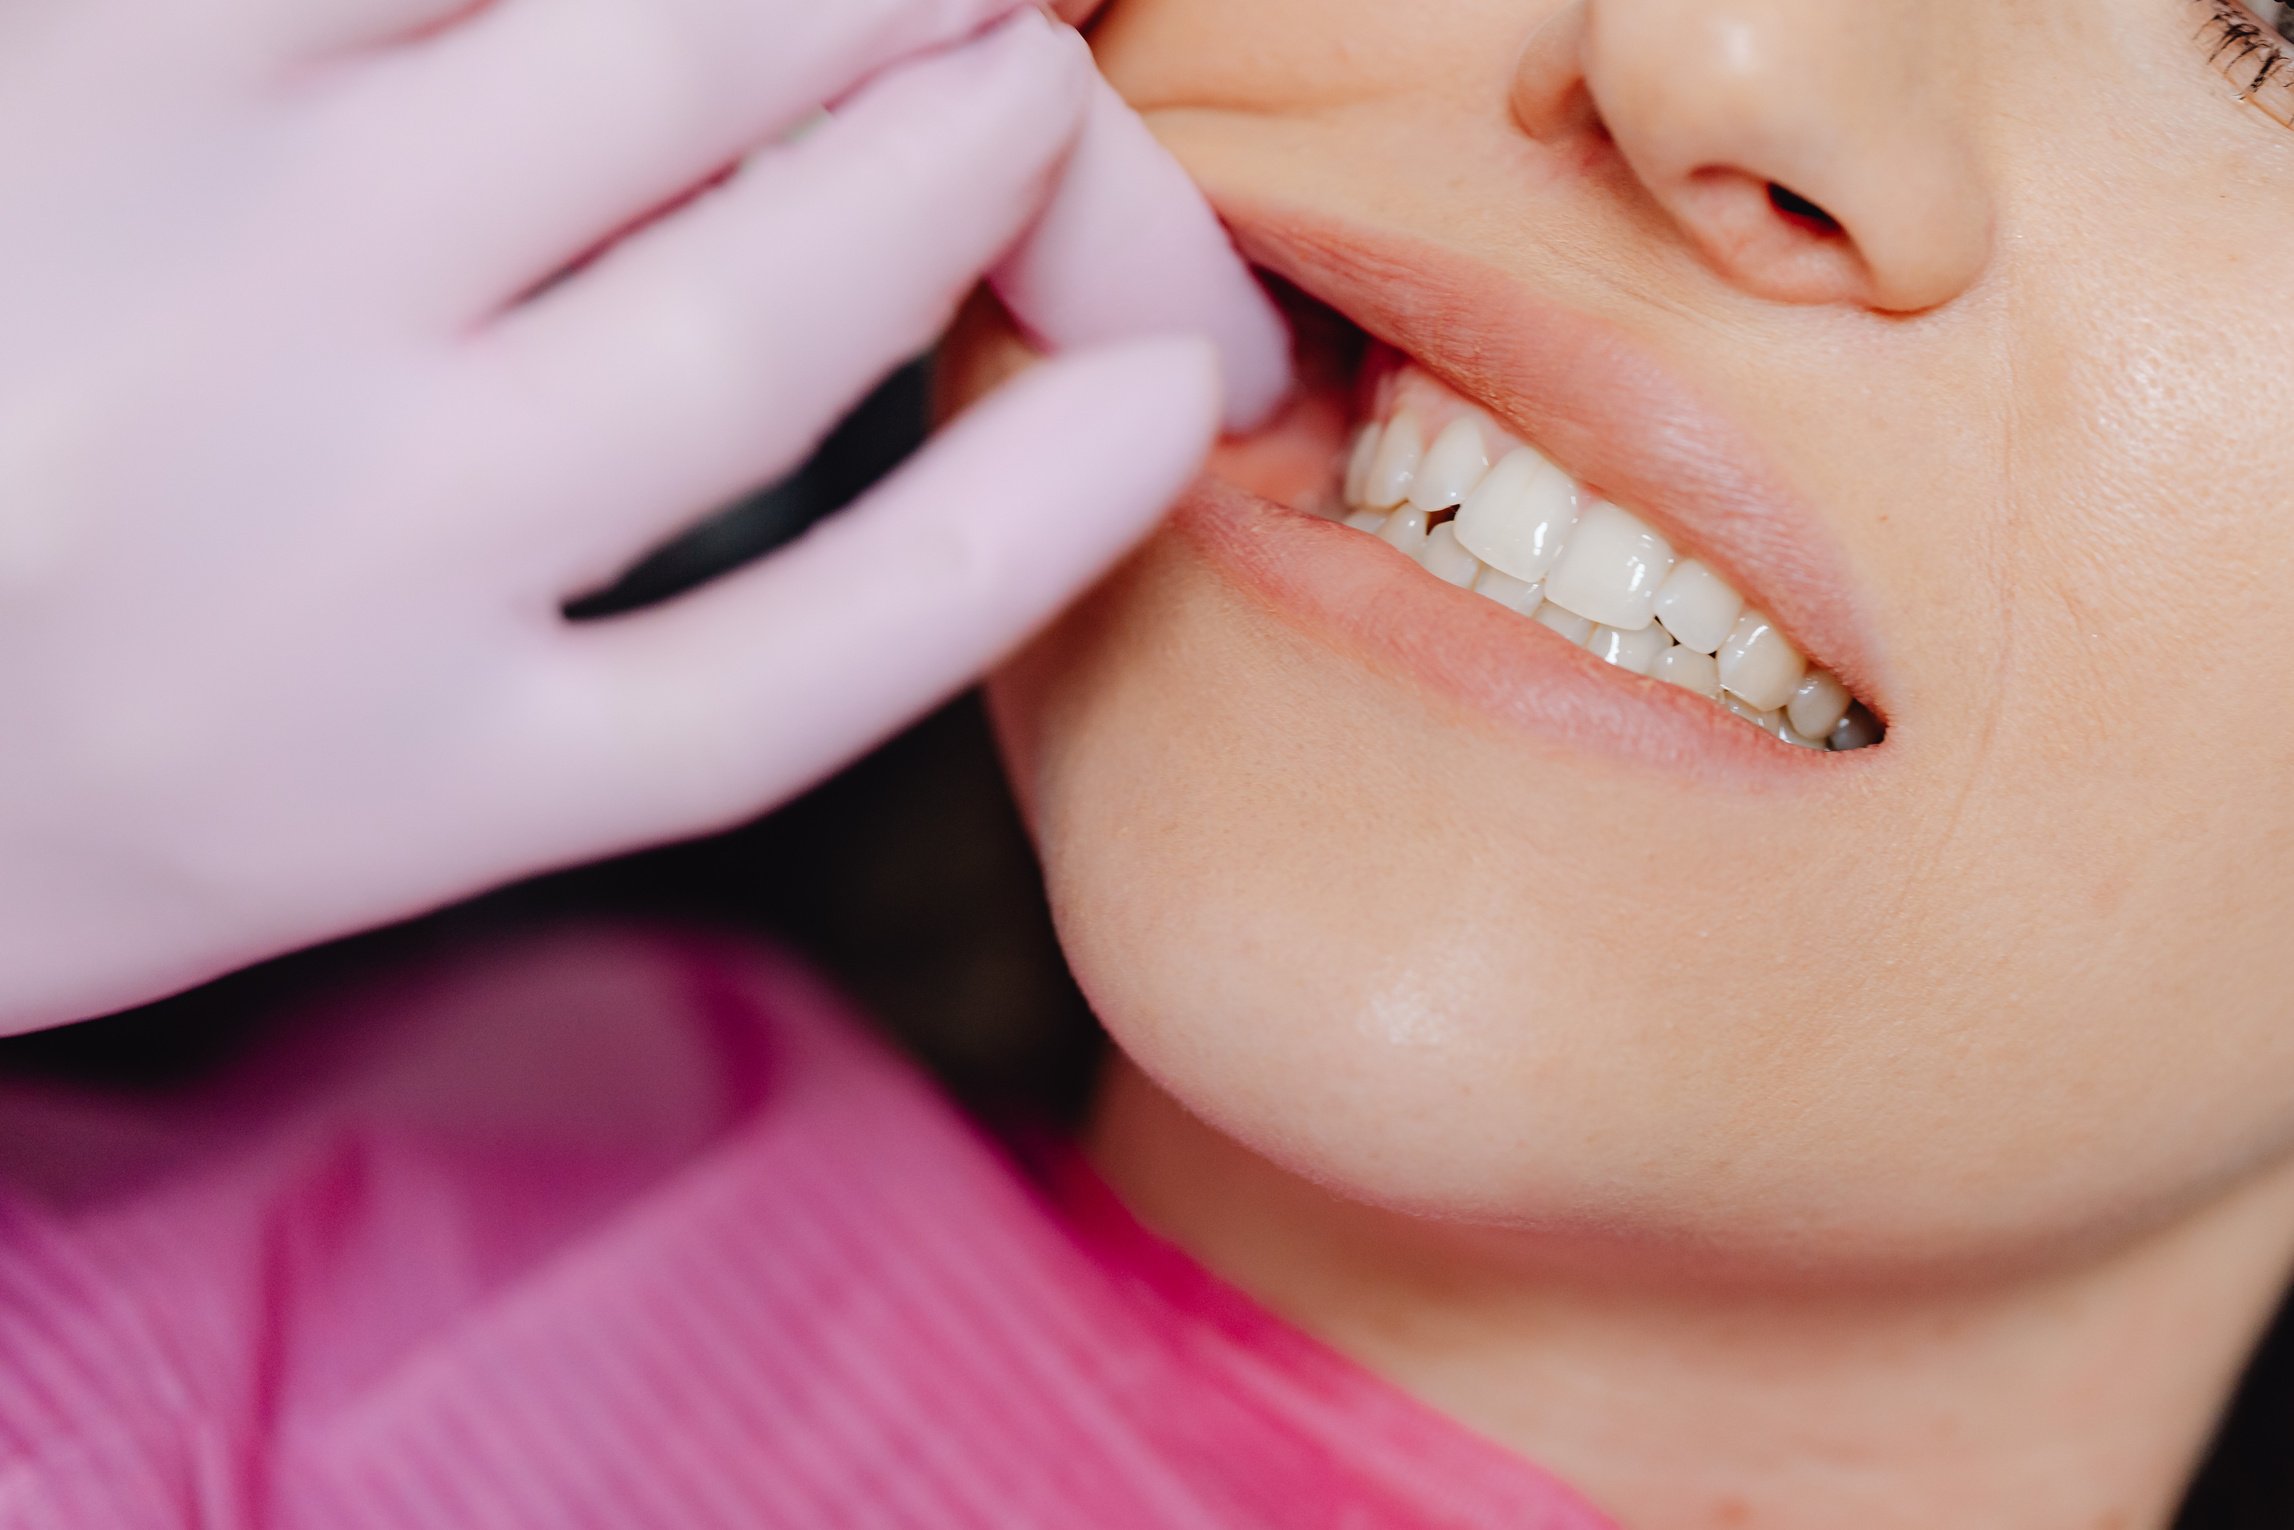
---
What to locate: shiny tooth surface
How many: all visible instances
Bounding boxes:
[1472,567,1543,616]
[1651,646,1722,698]
[1420,523,1482,588]
[1378,505,1430,558]
[1542,501,1675,631]
[1787,670,1852,742]
[1334,396,1881,751]
[1534,604,1594,645]
[1652,560,1744,656]
[1344,424,1382,508]
[1363,410,1424,509]
[1452,449,1578,585]
[1716,611,1807,712]
[1409,418,1492,512]
[1585,623,1672,676]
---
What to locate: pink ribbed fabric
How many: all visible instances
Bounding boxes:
[0,930,1618,1530]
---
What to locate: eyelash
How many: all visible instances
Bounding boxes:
[2198,0,2294,124]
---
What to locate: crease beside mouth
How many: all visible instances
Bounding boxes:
[1323,350,1884,753]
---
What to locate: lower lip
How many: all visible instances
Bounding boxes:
[1172,476,1858,782]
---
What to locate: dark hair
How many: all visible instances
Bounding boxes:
[2175,1291,2294,1527]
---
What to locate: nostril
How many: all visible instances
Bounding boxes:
[1766,182,1842,239]
[1672,167,1874,307]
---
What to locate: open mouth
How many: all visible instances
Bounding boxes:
[1330,351,1882,752]
[1161,208,1890,768]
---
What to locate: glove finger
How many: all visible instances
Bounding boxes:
[994,77,1293,434]
[264,0,485,59]
[323,0,1033,324]
[445,13,1091,598]
[528,339,1220,849]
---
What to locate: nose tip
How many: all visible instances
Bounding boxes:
[1512,0,1992,314]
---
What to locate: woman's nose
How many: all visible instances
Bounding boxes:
[1511,0,1992,312]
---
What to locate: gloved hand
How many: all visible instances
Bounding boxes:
[0,0,1289,1034]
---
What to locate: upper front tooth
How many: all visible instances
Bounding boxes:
[1453,448,1579,584]
[1408,418,1491,512]
[1542,501,1676,631]
[1363,411,1424,509]
[1716,611,1807,712]
[1652,559,1744,655]
[1344,424,1382,508]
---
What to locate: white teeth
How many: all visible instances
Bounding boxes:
[1453,449,1578,585]
[1585,623,1672,676]
[1786,670,1852,742]
[1420,523,1482,588]
[1377,505,1430,558]
[1542,500,1675,632]
[1409,418,1491,512]
[1363,410,1424,509]
[1344,424,1382,508]
[1472,567,1543,616]
[1652,646,1722,698]
[1534,604,1593,645]
[1716,611,1806,713]
[1652,559,1744,656]
[1333,395,1878,751]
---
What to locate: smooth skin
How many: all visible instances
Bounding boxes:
[0,0,1290,1032]
[973,1,2294,1525]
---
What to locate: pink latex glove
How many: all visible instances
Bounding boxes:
[0,0,1289,1035]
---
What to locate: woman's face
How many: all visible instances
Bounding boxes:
[982,0,2294,1280]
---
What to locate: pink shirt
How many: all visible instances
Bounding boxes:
[0,930,1617,1529]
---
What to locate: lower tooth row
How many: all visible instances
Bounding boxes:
[1336,415,1881,753]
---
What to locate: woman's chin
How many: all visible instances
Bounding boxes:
[987,530,2212,1292]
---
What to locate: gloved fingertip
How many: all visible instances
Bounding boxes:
[1092,331,1227,456]
[962,334,1223,527]
[1212,281,1296,435]
[966,3,1093,104]
[994,78,1294,438]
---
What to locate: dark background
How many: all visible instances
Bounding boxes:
[1,365,2284,1526]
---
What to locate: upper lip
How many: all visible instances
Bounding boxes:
[1223,200,1890,711]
